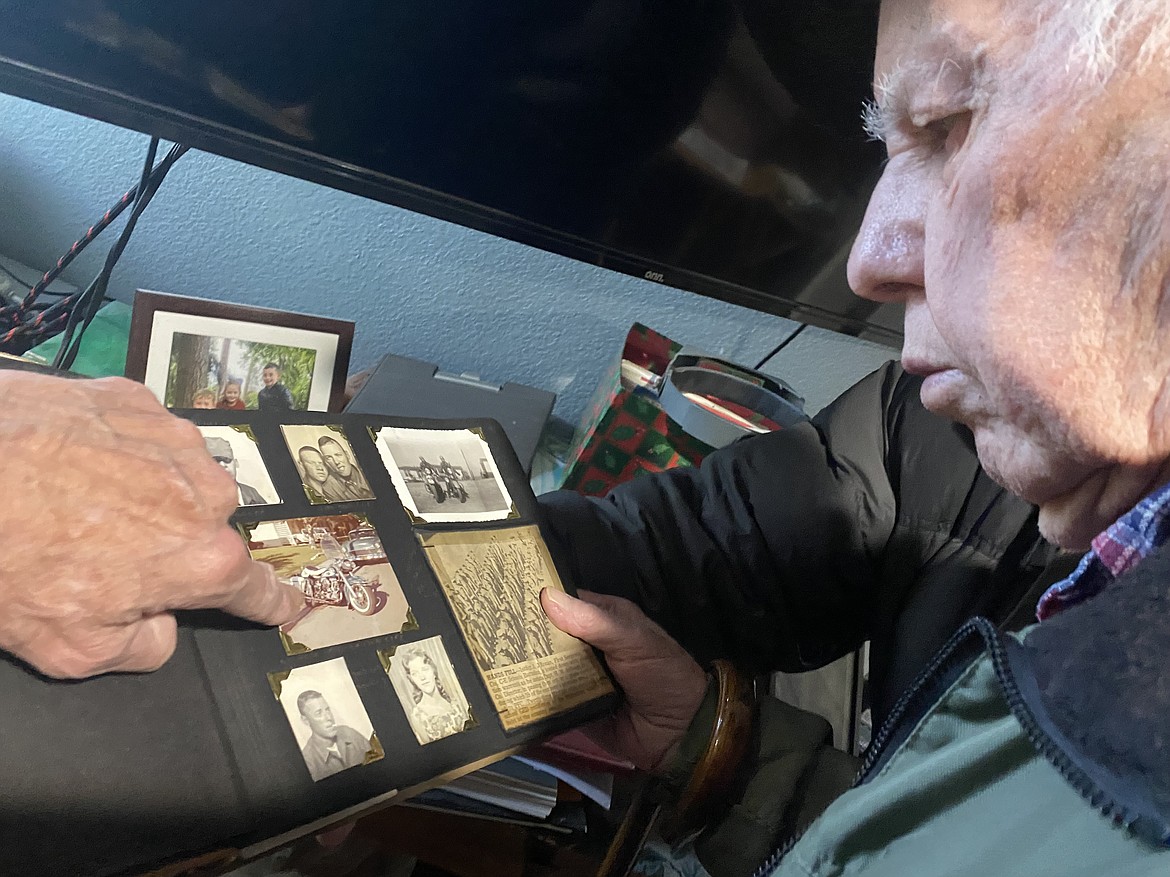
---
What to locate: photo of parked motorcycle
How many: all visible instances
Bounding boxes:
[243,513,414,654]
[289,529,380,615]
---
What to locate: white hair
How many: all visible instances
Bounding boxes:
[1063,1,1170,80]
[859,3,1168,140]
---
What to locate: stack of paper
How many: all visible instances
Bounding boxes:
[438,757,560,819]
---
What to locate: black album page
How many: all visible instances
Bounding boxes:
[182,410,616,859]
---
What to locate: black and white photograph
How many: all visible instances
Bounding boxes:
[379,636,475,746]
[281,424,375,504]
[197,425,281,507]
[243,514,414,655]
[374,426,514,524]
[268,657,383,782]
[126,290,354,412]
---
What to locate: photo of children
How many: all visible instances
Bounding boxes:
[165,333,316,411]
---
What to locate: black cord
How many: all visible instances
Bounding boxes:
[32,289,100,300]
[54,137,163,366]
[0,140,183,356]
[753,324,807,370]
[64,137,166,365]
[136,138,159,210]
[55,139,187,370]
[0,262,104,301]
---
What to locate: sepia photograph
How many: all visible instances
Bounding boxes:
[374,426,514,524]
[281,424,375,504]
[379,636,475,746]
[269,657,383,782]
[420,526,613,730]
[243,514,414,655]
[126,290,354,412]
[197,424,281,507]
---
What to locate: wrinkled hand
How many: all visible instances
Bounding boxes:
[541,589,707,772]
[0,372,303,679]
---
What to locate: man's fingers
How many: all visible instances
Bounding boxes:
[101,614,180,674]
[541,588,637,650]
[217,559,305,625]
[574,590,645,619]
[87,376,168,413]
[541,588,602,639]
[169,528,303,624]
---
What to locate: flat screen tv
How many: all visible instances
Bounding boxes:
[0,1,899,343]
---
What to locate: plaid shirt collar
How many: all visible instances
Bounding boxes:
[1037,480,1170,621]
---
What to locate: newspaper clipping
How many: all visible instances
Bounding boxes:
[419,525,613,730]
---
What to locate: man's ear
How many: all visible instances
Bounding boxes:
[301,714,309,728]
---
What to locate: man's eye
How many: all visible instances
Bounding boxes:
[930,113,971,156]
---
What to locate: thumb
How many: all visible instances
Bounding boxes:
[541,588,631,651]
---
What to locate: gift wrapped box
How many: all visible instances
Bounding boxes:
[561,324,805,496]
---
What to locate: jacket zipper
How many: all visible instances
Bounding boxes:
[749,620,988,877]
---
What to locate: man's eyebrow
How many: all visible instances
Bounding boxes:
[861,69,907,143]
[861,98,889,142]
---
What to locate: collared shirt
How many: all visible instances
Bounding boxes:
[300,725,372,781]
[322,468,373,502]
[1036,480,1170,621]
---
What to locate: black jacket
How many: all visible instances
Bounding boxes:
[540,362,1067,728]
[257,382,295,410]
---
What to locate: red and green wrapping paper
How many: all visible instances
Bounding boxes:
[560,324,716,497]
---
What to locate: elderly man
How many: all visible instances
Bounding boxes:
[540,1,1170,875]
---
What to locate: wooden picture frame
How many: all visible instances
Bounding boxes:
[125,290,354,412]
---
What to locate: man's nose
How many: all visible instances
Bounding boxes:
[847,159,926,304]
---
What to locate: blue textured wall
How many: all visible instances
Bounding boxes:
[0,92,896,421]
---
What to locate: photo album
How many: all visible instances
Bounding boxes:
[0,405,617,877]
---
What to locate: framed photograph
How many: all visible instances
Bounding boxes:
[378,636,476,746]
[373,426,516,524]
[268,657,384,782]
[281,424,375,504]
[197,425,282,507]
[242,514,416,655]
[126,290,354,412]
[420,525,613,730]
